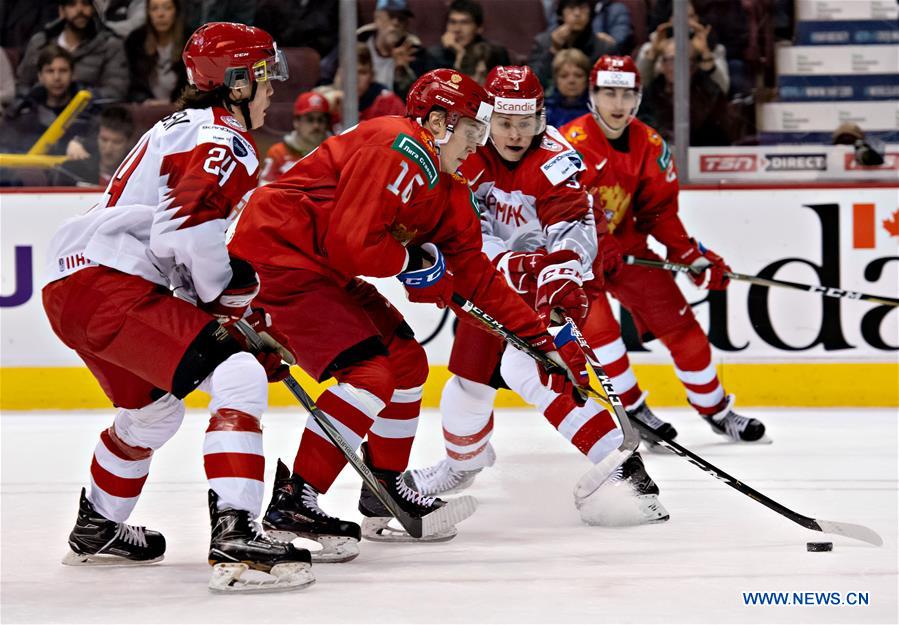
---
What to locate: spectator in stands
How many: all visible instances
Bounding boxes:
[183,0,255,35]
[458,41,506,85]
[545,1,635,56]
[529,0,616,88]
[1,1,59,49]
[254,0,338,57]
[648,0,749,96]
[637,38,735,146]
[54,105,134,185]
[316,43,406,133]
[125,0,188,103]
[94,0,146,39]
[16,0,129,101]
[259,92,330,185]
[0,51,15,113]
[2,46,96,155]
[637,2,729,95]
[544,48,591,128]
[428,0,509,73]
[319,0,430,99]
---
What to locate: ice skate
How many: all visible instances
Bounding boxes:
[61,488,166,566]
[262,459,361,563]
[358,443,477,542]
[703,394,771,443]
[401,443,496,496]
[207,490,314,593]
[627,392,677,451]
[575,453,670,526]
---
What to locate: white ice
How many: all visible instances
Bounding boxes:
[2,407,897,624]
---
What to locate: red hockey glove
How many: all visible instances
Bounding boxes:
[201,257,260,323]
[495,249,546,302]
[529,328,590,405]
[397,242,454,308]
[600,234,624,281]
[226,309,293,382]
[670,239,731,290]
[534,250,589,325]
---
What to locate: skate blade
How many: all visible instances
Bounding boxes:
[61,550,164,567]
[266,531,360,564]
[208,562,315,594]
[362,516,456,542]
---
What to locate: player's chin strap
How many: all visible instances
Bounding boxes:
[225,82,259,131]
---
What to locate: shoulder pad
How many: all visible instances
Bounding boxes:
[537,127,584,186]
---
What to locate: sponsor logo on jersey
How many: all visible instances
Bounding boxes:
[232,136,249,158]
[763,153,827,172]
[539,135,564,152]
[699,154,758,172]
[596,183,631,233]
[647,129,662,146]
[220,115,245,131]
[540,152,578,185]
[391,133,439,189]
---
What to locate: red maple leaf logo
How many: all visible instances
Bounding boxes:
[883,209,899,237]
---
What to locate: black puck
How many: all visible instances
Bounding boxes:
[807,542,833,552]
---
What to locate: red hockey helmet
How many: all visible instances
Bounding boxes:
[484,65,546,139]
[406,68,494,145]
[183,22,288,92]
[588,55,642,134]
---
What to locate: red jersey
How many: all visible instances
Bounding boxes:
[459,126,599,278]
[228,116,547,340]
[259,139,310,185]
[560,114,693,257]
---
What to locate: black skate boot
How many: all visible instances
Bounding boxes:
[702,394,770,443]
[358,442,477,543]
[62,488,166,566]
[627,392,677,451]
[575,452,670,526]
[262,459,361,563]
[208,490,314,593]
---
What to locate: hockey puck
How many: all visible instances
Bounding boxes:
[807,542,833,552]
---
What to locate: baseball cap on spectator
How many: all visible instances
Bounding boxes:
[294,92,330,117]
[376,0,414,17]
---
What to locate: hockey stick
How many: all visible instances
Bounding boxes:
[450,296,884,546]
[450,293,639,495]
[624,255,899,307]
[233,320,425,538]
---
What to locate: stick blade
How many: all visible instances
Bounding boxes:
[814,518,883,546]
[573,449,633,500]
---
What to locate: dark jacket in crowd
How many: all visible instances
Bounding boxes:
[545,89,590,130]
[254,0,338,57]
[16,17,129,101]
[528,26,615,89]
[0,83,97,154]
[638,71,733,146]
[124,27,188,103]
[427,34,510,71]
[592,1,634,55]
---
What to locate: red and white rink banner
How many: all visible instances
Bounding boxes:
[1,185,897,407]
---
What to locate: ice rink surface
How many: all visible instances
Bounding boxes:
[2,406,896,624]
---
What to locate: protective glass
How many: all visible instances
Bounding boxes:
[489,112,546,140]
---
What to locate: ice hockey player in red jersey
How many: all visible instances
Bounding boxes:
[41,23,314,593]
[227,68,590,556]
[402,65,669,527]
[560,55,768,444]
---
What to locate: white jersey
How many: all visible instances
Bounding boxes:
[459,126,597,279]
[44,106,260,304]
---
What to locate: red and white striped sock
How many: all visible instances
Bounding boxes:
[544,395,623,462]
[88,426,152,523]
[440,376,497,471]
[591,337,644,409]
[203,408,265,515]
[293,383,384,493]
[367,385,423,471]
[674,362,726,415]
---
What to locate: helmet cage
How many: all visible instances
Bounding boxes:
[223,47,289,90]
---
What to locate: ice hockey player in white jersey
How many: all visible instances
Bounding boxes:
[41,22,313,593]
[402,66,669,526]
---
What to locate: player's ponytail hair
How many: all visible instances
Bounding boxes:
[174,84,229,112]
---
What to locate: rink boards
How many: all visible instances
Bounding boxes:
[1,185,897,409]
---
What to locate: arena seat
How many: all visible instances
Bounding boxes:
[273,47,321,103]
